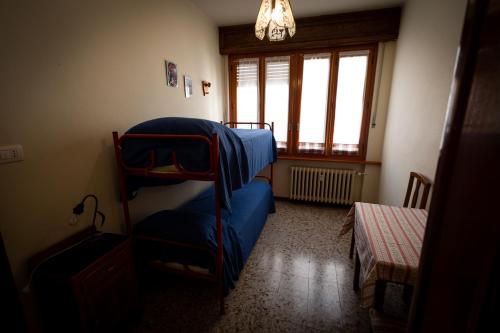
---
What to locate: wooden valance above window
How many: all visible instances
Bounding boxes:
[219,7,401,55]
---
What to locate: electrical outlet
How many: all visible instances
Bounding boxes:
[0,145,24,164]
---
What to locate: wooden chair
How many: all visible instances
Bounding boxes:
[349,171,432,258]
[403,171,432,209]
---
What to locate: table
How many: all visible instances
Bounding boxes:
[341,202,427,309]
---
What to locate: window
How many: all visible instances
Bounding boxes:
[265,56,290,150]
[235,58,259,127]
[332,51,369,155]
[229,44,376,161]
[231,55,291,151]
[298,54,331,154]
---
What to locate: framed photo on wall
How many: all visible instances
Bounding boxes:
[184,75,192,98]
[165,60,178,87]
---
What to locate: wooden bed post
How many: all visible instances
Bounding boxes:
[211,133,225,315]
[112,132,133,235]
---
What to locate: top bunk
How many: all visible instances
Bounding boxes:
[112,117,277,212]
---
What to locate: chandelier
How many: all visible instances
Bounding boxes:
[255,0,296,42]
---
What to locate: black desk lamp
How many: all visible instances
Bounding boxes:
[71,194,106,229]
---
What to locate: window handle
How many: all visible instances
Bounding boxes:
[296,123,300,131]
[288,123,292,131]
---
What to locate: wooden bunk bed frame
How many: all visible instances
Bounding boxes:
[112,121,274,315]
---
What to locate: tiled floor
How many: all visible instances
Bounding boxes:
[129,200,410,332]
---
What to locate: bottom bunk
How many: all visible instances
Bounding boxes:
[133,180,275,293]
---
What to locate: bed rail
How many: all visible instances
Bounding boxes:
[223,121,274,131]
[113,132,218,181]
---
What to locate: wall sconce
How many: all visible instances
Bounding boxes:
[202,81,211,96]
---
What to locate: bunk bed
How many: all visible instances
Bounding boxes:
[112,117,277,314]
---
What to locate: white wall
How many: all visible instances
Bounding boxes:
[378,0,467,206]
[0,0,224,291]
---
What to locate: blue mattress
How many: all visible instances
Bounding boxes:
[133,180,275,293]
[121,117,277,211]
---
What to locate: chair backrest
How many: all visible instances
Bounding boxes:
[404,172,431,209]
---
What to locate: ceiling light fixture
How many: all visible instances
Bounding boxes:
[255,0,296,42]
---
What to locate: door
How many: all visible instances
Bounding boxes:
[408,0,500,331]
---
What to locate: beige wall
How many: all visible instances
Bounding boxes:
[378,0,467,207]
[360,41,396,203]
[271,41,397,202]
[0,0,224,291]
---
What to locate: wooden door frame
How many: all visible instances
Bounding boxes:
[409,0,500,331]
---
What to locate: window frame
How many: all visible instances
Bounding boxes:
[228,43,378,161]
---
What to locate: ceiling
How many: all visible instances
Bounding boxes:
[191,0,405,26]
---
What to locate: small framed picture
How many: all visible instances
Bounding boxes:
[184,75,193,98]
[165,60,178,87]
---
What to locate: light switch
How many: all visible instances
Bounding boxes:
[0,145,24,164]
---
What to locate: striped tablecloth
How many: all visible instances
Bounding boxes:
[344,202,428,308]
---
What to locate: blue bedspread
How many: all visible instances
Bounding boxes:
[121,118,277,211]
[134,180,275,292]
[231,128,277,180]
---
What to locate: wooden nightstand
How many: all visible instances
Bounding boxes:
[32,232,137,332]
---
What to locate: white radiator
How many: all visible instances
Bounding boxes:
[289,167,357,205]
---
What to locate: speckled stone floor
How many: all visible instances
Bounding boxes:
[129,200,410,332]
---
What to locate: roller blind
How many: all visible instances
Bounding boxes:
[236,58,259,128]
[265,56,290,150]
[332,51,369,155]
[298,53,331,153]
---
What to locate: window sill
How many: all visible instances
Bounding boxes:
[277,155,382,165]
